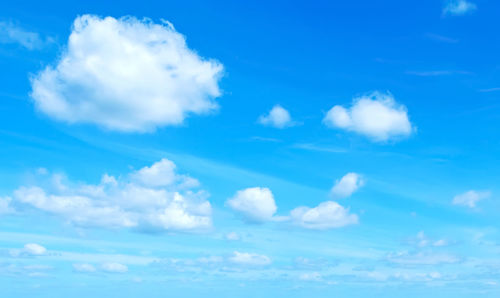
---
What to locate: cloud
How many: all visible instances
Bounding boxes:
[258,105,294,128]
[30,15,223,132]
[10,243,47,257]
[387,251,460,265]
[323,92,413,142]
[299,272,322,281]
[290,201,358,230]
[73,263,97,273]
[443,0,477,16]
[11,159,212,232]
[425,33,459,43]
[101,262,128,273]
[131,158,199,188]
[452,190,490,208]
[412,231,449,248]
[479,87,500,93]
[228,251,271,266]
[0,21,49,50]
[405,70,471,76]
[330,173,364,199]
[225,232,240,241]
[0,196,13,214]
[23,243,47,256]
[226,187,277,223]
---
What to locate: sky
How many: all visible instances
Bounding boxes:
[0,0,500,297]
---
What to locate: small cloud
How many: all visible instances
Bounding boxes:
[330,173,364,199]
[425,33,459,43]
[0,196,13,215]
[225,232,240,241]
[299,272,322,282]
[387,251,460,265]
[405,70,472,76]
[292,143,347,154]
[452,190,490,208]
[290,201,358,230]
[101,262,128,273]
[23,243,47,256]
[0,21,51,50]
[479,87,500,93]
[228,251,271,266]
[433,239,449,247]
[258,105,294,128]
[10,243,47,257]
[411,231,449,248]
[443,0,477,16]
[323,92,414,142]
[226,187,277,223]
[250,136,282,143]
[73,263,97,273]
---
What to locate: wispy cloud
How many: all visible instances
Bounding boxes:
[405,70,472,76]
[292,143,347,153]
[479,87,500,93]
[0,21,51,50]
[452,190,491,208]
[425,33,459,43]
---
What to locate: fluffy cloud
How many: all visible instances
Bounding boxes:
[226,187,277,223]
[30,15,223,132]
[10,243,47,257]
[131,158,199,188]
[258,105,294,128]
[443,0,477,16]
[11,159,212,232]
[452,190,490,208]
[101,262,128,273]
[330,173,364,199]
[228,251,271,266]
[323,92,413,142]
[290,201,358,230]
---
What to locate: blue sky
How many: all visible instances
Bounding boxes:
[1,0,500,297]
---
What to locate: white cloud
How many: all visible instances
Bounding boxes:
[258,105,294,128]
[101,262,128,273]
[452,190,490,208]
[443,0,477,16]
[330,173,364,199]
[323,92,413,142]
[226,187,277,223]
[30,15,223,132]
[23,243,47,256]
[0,22,48,50]
[290,201,358,230]
[228,251,271,266]
[10,243,47,257]
[131,158,199,188]
[73,263,97,273]
[11,159,212,232]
